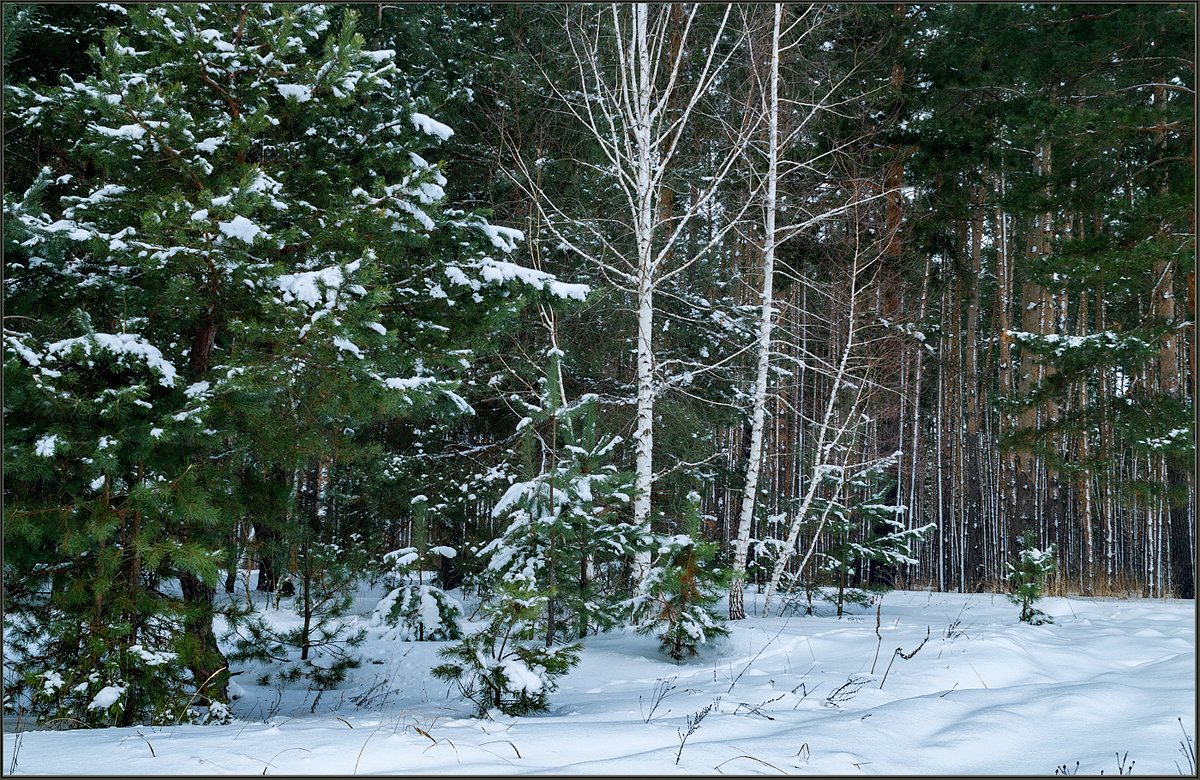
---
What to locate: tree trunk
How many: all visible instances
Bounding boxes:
[1077,290,1095,589]
[300,537,312,660]
[178,311,229,703]
[1167,464,1194,598]
[178,572,228,704]
[964,182,984,589]
[731,2,782,622]
[224,545,238,594]
[995,167,1016,569]
[255,519,280,593]
[1015,145,1051,544]
[631,3,656,572]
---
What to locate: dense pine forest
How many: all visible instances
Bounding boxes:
[3,3,1194,730]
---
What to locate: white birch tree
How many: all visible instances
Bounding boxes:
[759,210,889,616]
[511,4,758,560]
[727,3,886,619]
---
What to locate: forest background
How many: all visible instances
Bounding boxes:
[2,2,1194,727]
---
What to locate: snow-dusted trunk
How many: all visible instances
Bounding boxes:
[1076,291,1095,585]
[631,3,656,566]
[633,269,655,543]
[729,3,782,622]
[535,5,746,583]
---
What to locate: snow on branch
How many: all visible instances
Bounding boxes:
[44,332,178,387]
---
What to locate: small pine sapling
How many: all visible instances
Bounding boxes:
[628,493,730,661]
[229,539,367,689]
[433,361,632,716]
[372,497,463,642]
[10,625,206,728]
[481,358,641,645]
[432,574,581,717]
[1006,531,1058,624]
[815,455,932,616]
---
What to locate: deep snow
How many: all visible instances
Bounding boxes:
[3,586,1194,775]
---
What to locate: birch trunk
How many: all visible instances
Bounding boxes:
[729,2,782,622]
[631,2,656,551]
[906,253,931,582]
[761,249,869,616]
[1077,290,1095,588]
[532,6,748,580]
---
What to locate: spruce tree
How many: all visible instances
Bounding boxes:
[432,351,640,716]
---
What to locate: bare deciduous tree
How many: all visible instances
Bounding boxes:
[511,4,756,561]
[728,3,888,619]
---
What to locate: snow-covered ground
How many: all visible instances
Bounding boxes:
[4,587,1194,775]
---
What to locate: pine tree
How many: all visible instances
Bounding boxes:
[432,575,581,717]
[993,4,1194,595]
[479,352,643,645]
[628,493,730,662]
[229,533,369,691]
[371,495,464,643]
[814,455,932,616]
[4,3,582,725]
[1007,531,1058,625]
[2,312,219,726]
[431,351,639,716]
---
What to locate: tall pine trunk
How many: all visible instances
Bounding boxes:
[178,573,227,704]
[964,182,984,589]
[178,314,229,702]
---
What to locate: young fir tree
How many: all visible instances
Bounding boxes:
[371,495,464,643]
[227,459,375,690]
[814,453,932,616]
[433,352,641,715]
[1006,531,1058,625]
[627,492,730,662]
[4,3,583,726]
[229,534,370,691]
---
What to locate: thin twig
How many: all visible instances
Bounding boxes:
[715,754,787,774]
[728,624,786,693]
[352,723,384,775]
[870,601,883,673]
[880,627,930,689]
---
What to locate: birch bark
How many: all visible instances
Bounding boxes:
[521,4,751,577]
[729,2,782,622]
[630,2,656,548]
